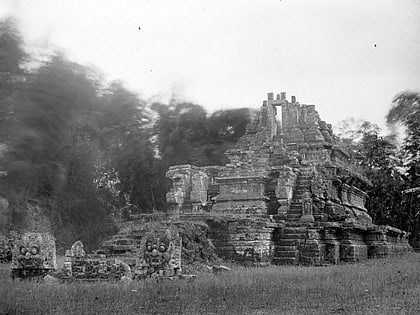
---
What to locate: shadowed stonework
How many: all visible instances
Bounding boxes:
[166,93,412,265]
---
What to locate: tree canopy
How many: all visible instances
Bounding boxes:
[0,19,251,248]
[387,91,420,187]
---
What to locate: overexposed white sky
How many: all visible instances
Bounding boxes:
[1,0,420,131]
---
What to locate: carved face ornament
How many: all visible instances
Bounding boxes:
[17,241,42,268]
[144,231,172,268]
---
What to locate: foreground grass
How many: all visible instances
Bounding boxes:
[1,254,420,315]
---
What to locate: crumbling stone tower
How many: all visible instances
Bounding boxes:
[166,93,411,265]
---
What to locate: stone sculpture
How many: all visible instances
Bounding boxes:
[134,228,182,279]
[11,232,57,279]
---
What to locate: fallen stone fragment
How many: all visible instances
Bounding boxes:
[43,274,59,284]
[212,265,231,273]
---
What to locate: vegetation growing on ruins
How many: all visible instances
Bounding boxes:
[0,17,419,249]
[1,253,419,314]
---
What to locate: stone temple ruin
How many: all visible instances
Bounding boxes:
[166,92,412,265]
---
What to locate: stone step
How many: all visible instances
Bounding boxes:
[289,210,302,215]
[296,181,311,184]
[294,191,309,196]
[285,222,310,228]
[300,168,314,172]
[272,257,298,265]
[289,208,302,213]
[293,191,308,196]
[288,211,302,217]
[297,181,312,185]
[278,239,301,246]
[289,204,302,210]
[299,172,313,176]
[274,245,298,251]
[295,184,310,189]
[288,215,302,219]
[298,174,313,181]
[295,185,310,189]
[284,227,307,233]
[290,200,303,205]
[288,205,302,210]
[292,193,305,198]
[286,214,302,220]
[275,250,298,258]
[282,233,305,239]
[299,174,313,178]
[298,180,312,185]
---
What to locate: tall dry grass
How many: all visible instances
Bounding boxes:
[1,254,419,315]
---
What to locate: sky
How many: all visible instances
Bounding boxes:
[1,0,420,131]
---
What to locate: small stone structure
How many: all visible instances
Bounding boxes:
[134,228,182,278]
[11,232,57,279]
[166,92,412,265]
[62,241,131,281]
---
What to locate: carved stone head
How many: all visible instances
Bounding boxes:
[135,228,182,278]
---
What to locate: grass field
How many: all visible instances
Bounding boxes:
[1,254,419,315]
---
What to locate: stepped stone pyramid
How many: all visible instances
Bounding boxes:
[166,92,411,265]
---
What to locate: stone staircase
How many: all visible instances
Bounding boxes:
[273,166,313,264]
[273,224,307,264]
[286,166,313,221]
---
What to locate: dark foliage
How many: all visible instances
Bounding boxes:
[0,19,250,248]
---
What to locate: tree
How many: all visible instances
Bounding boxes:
[0,44,118,248]
[205,108,250,165]
[336,119,407,227]
[387,91,420,244]
[5,55,100,198]
[358,127,405,227]
[99,82,160,213]
[0,18,28,142]
[387,91,420,186]
[153,102,250,167]
[153,101,208,166]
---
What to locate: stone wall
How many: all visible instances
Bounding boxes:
[207,216,282,266]
[295,223,411,265]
